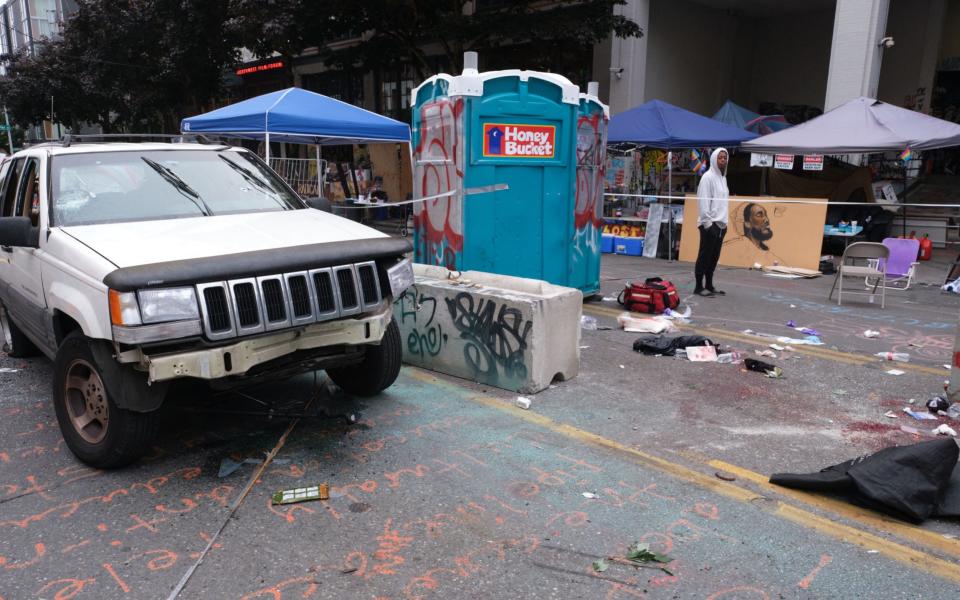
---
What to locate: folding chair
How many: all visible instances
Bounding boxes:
[865,238,919,291]
[828,242,889,308]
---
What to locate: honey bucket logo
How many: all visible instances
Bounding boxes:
[483,123,556,158]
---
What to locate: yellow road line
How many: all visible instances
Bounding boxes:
[582,304,947,375]
[776,503,960,580]
[407,369,960,584]
[710,459,960,560]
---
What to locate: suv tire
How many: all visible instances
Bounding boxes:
[327,318,402,396]
[52,332,161,468]
[3,313,41,358]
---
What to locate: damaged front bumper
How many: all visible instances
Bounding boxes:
[124,304,392,383]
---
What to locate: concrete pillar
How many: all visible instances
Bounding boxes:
[824,0,891,110]
[916,0,946,113]
[607,0,650,115]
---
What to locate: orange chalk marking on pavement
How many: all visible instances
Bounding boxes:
[798,554,833,590]
[102,562,130,593]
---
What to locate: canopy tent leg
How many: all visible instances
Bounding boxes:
[265,132,271,164]
[667,151,673,261]
[316,144,323,198]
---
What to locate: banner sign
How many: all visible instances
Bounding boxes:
[802,155,824,171]
[483,123,556,158]
[750,153,773,167]
[774,154,795,170]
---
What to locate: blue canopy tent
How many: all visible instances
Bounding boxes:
[181,87,411,160]
[712,100,790,135]
[608,99,758,148]
[607,100,758,260]
[181,87,411,201]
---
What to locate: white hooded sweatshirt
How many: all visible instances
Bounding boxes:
[697,147,729,228]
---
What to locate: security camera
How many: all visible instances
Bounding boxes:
[879,36,895,48]
[609,67,624,79]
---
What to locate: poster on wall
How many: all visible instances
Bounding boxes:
[750,153,774,167]
[774,154,795,170]
[802,155,824,171]
[678,196,827,270]
[643,203,664,258]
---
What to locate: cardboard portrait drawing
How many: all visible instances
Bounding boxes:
[679,195,827,270]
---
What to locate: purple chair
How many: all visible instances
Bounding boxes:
[866,238,920,291]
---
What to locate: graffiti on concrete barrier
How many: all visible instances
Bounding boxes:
[445,292,532,381]
[396,286,448,358]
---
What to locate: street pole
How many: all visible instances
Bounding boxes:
[2,106,13,153]
[948,310,960,404]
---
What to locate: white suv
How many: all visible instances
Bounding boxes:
[0,140,413,468]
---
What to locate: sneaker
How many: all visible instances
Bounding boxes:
[707,288,726,295]
[695,289,715,297]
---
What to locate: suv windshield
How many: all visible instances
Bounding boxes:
[51,149,304,226]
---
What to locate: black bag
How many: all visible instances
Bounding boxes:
[770,438,960,523]
[632,334,716,356]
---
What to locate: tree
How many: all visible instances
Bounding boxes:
[0,0,239,133]
[232,0,643,81]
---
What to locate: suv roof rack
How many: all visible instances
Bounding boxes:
[59,133,217,147]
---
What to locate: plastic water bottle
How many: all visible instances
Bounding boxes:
[875,352,910,362]
[717,351,743,364]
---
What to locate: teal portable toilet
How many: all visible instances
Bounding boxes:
[410,53,608,294]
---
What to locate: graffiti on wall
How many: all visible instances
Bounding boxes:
[396,286,448,359]
[445,292,532,382]
[573,111,606,262]
[412,98,465,270]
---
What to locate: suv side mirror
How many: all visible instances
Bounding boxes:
[0,217,39,248]
[303,196,332,212]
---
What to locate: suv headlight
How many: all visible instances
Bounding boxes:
[386,258,414,297]
[137,287,200,324]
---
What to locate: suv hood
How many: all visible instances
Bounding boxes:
[60,209,388,268]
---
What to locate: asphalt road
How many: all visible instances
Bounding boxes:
[1,255,959,599]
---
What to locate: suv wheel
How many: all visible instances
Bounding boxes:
[2,312,41,358]
[327,318,402,396]
[53,332,161,468]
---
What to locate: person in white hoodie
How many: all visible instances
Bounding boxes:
[694,148,729,296]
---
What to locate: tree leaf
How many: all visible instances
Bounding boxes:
[592,558,609,572]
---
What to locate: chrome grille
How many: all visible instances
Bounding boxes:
[287,275,311,318]
[197,261,384,340]
[334,266,360,316]
[203,286,231,332]
[355,262,381,310]
[261,279,286,322]
[233,282,260,328]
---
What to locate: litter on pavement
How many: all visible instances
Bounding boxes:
[0,367,19,373]
[582,491,600,499]
[686,345,718,362]
[876,352,910,362]
[864,330,881,338]
[883,411,898,418]
[515,396,532,410]
[744,358,782,378]
[903,408,938,420]
[933,424,957,437]
[580,315,598,330]
[770,438,960,523]
[755,349,778,359]
[886,369,906,376]
[927,396,950,414]
[633,334,718,357]
[617,312,676,334]
[271,483,330,505]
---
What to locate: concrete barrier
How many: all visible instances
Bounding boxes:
[393,264,582,393]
